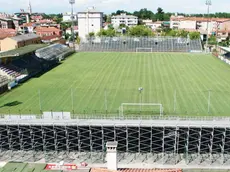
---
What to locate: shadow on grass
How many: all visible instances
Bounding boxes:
[0,101,23,108]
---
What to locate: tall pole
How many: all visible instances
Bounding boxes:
[69,0,75,51]
[206,0,212,53]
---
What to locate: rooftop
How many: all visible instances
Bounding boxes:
[9,33,40,42]
[35,27,61,32]
[1,117,230,128]
[0,44,47,57]
[78,7,102,14]
[171,16,230,22]
[112,14,138,19]
[0,28,17,39]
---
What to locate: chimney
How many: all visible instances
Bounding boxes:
[106,141,118,171]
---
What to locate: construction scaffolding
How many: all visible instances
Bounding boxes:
[79,36,203,52]
[0,118,230,166]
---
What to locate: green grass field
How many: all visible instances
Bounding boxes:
[1,52,230,116]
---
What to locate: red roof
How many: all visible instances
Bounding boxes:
[35,27,61,32]
[171,16,230,23]
[0,29,17,39]
[22,22,35,27]
[37,19,56,24]
[41,35,61,40]
[66,26,78,30]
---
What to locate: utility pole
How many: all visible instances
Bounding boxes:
[69,0,75,51]
[205,0,212,53]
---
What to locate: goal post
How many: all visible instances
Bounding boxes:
[136,47,153,53]
[119,103,163,117]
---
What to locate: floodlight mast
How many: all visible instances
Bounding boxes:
[69,0,75,51]
[205,0,212,53]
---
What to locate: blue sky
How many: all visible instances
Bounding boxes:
[1,0,230,14]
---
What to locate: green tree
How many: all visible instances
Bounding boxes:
[189,32,201,40]
[88,32,95,37]
[128,25,154,37]
[97,29,116,37]
[208,35,217,45]
[156,7,164,21]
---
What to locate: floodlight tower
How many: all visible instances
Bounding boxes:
[205,0,212,53]
[69,0,75,50]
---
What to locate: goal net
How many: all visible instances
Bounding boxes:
[119,103,163,117]
[136,47,153,53]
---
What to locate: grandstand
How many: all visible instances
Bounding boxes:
[79,37,203,52]
[0,43,74,92]
[36,43,74,61]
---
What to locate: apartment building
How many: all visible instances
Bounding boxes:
[111,13,138,27]
[78,7,103,40]
[170,15,230,35]
[0,34,41,51]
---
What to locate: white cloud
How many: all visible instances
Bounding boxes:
[0,0,230,14]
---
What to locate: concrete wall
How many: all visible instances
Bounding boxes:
[78,12,103,40]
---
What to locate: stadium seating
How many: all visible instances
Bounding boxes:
[79,36,203,52]
[0,65,23,78]
[35,43,74,61]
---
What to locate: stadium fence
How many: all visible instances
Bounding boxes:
[79,36,203,52]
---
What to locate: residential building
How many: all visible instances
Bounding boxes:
[63,12,77,22]
[0,29,17,51]
[12,17,23,29]
[145,21,163,30]
[14,12,30,24]
[66,26,78,35]
[170,15,230,35]
[111,13,138,27]
[41,35,64,44]
[0,34,41,51]
[35,27,62,37]
[0,17,23,29]
[19,22,36,33]
[0,18,14,29]
[31,13,44,22]
[78,7,103,40]
[37,19,58,27]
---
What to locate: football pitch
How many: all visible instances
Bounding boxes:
[1,52,230,116]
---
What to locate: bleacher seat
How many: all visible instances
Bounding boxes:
[79,36,203,52]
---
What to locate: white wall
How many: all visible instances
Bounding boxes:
[63,12,77,22]
[78,12,103,40]
[179,20,196,30]
[111,14,138,27]
[106,148,117,170]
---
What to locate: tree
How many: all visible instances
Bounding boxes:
[88,32,95,37]
[208,35,217,45]
[189,32,201,40]
[97,29,116,37]
[128,25,154,37]
[64,33,71,40]
[156,7,165,21]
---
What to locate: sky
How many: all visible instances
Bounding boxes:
[1,0,230,14]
